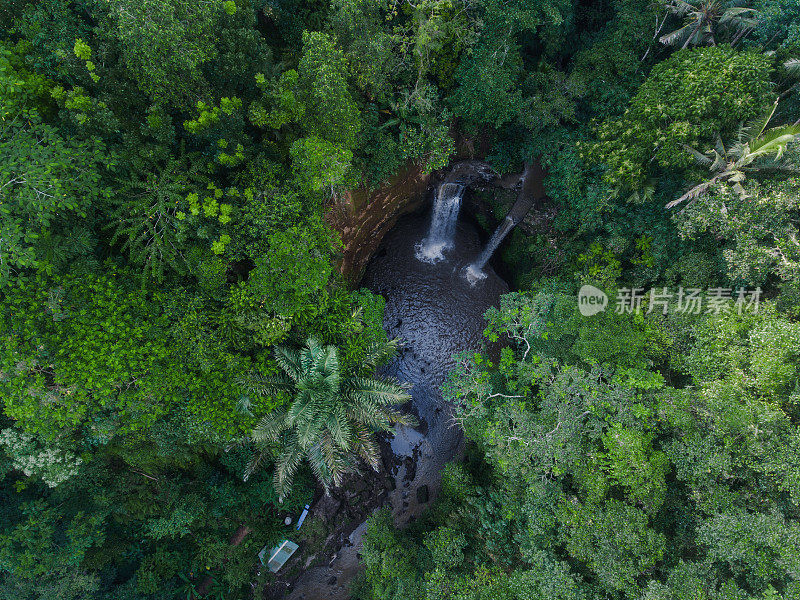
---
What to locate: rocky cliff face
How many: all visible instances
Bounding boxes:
[326,163,433,284]
[327,159,545,284]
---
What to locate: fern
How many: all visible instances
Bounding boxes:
[109,158,191,283]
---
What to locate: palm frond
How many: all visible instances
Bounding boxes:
[326,405,354,450]
[684,144,714,168]
[301,337,324,374]
[287,389,320,428]
[274,345,304,381]
[321,344,339,374]
[746,125,800,163]
[346,407,385,430]
[291,402,325,450]
[709,149,728,172]
[381,407,419,428]
[361,338,400,374]
[251,410,288,444]
[316,437,337,471]
[718,6,758,25]
[307,436,353,492]
[235,395,254,417]
[352,424,381,471]
[305,443,334,494]
[322,346,341,391]
[244,448,270,482]
[665,176,720,208]
[740,100,779,145]
[659,23,697,46]
[273,440,304,499]
[665,0,699,17]
[714,134,727,158]
[329,451,353,488]
[350,400,418,429]
[345,377,413,406]
[237,370,294,398]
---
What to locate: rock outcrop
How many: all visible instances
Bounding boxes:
[327,162,433,284]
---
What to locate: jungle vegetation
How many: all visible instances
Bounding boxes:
[1,0,800,599]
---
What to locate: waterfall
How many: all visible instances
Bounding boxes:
[466,216,516,282]
[416,183,465,263]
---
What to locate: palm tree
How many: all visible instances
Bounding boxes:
[659,0,758,48]
[238,337,416,499]
[666,100,800,208]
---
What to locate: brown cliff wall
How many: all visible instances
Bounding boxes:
[327,163,433,284]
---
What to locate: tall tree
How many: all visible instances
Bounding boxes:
[239,337,415,498]
[666,99,800,207]
[659,0,759,48]
[585,45,774,194]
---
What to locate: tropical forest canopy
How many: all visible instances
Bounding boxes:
[1,0,800,599]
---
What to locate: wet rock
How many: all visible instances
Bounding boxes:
[327,577,338,585]
[444,160,498,186]
[316,495,342,525]
[402,456,417,481]
[416,485,429,504]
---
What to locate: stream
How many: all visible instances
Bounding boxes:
[362,212,508,520]
[284,191,508,599]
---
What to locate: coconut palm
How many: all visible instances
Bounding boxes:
[666,100,800,208]
[658,0,758,48]
[238,337,416,499]
[781,59,800,101]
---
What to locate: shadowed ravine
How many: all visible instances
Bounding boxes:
[284,200,508,600]
[364,213,508,520]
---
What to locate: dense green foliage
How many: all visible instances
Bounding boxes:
[357,288,800,599]
[1,0,799,598]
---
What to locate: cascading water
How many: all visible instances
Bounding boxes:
[466,161,544,283]
[415,183,465,263]
[466,216,516,282]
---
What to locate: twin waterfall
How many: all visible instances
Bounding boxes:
[416,179,520,282]
[415,183,465,263]
[465,216,516,282]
